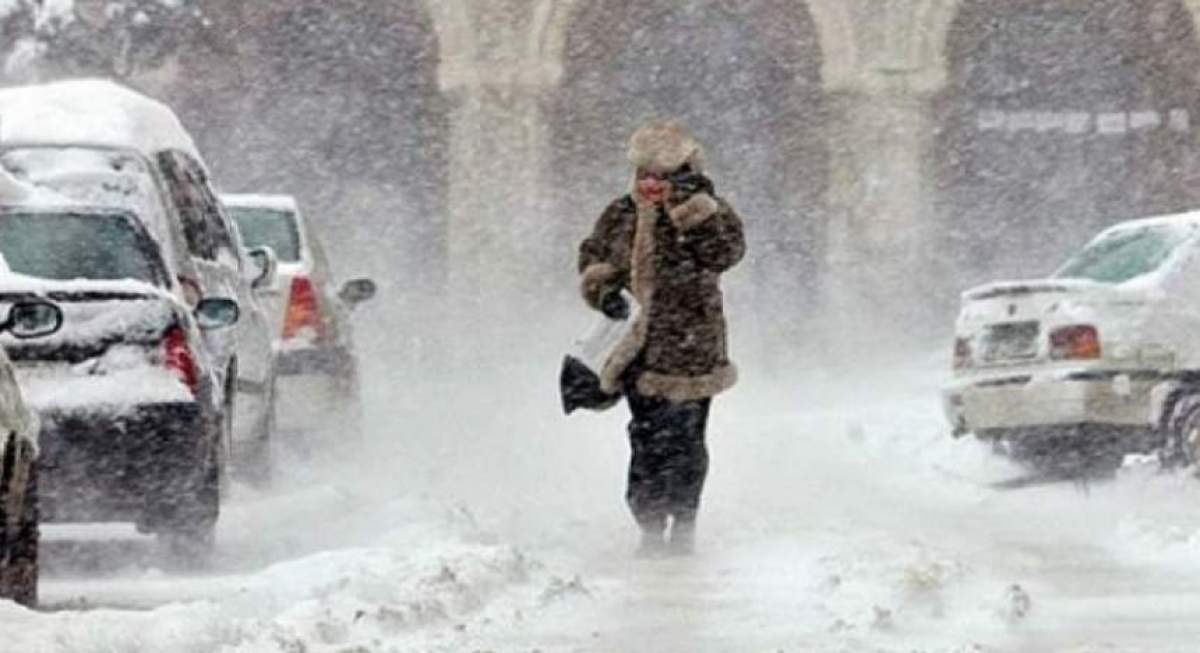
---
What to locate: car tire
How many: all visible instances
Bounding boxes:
[1164,393,1200,468]
[337,366,366,451]
[218,365,235,500]
[239,376,276,488]
[158,419,220,568]
[0,441,38,608]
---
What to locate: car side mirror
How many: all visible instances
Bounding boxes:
[177,275,203,308]
[247,246,278,291]
[2,302,63,339]
[338,278,377,308]
[195,298,240,330]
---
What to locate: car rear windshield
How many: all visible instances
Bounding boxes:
[1055,223,1196,284]
[228,206,301,262]
[0,212,167,285]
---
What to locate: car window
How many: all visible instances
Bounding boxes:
[227,206,302,262]
[184,159,236,260]
[157,150,215,260]
[1055,224,1197,284]
[0,211,168,286]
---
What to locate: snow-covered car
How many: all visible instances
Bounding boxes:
[0,79,277,480]
[0,204,239,558]
[0,301,64,607]
[943,211,1200,466]
[221,194,376,440]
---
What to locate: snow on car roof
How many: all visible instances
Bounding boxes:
[0,164,76,207]
[0,79,201,160]
[220,193,299,213]
[1094,209,1200,239]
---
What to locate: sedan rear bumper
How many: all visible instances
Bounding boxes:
[36,402,214,528]
[276,345,354,377]
[943,369,1160,435]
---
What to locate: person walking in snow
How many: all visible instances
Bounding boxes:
[577,120,745,556]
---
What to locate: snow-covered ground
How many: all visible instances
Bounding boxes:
[7,346,1200,652]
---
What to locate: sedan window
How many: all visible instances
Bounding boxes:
[1055,224,1196,284]
[228,207,302,262]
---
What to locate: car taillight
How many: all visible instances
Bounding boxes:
[1050,325,1101,360]
[282,276,325,341]
[164,326,199,394]
[953,337,972,370]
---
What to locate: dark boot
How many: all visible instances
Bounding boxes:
[635,528,668,558]
[667,517,696,556]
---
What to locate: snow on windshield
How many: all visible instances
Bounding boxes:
[1055,222,1199,283]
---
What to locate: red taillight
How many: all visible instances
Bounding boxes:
[1050,325,1101,360]
[282,276,324,341]
[164,326,199,394]
[953,337,972,370]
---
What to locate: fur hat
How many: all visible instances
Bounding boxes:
[627,120,705,174]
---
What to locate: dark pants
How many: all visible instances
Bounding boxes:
[624,384,712,534]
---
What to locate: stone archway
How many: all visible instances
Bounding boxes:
[550,0,829,343]
[932,0,1200,288]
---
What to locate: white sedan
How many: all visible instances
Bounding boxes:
[944,211,1200,466]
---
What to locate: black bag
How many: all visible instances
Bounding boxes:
[559,290,640,415]
[559,355,620,414]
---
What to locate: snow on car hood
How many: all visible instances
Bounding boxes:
[0,274,179,350]
[17,365,192,413]
[0,274,200,412]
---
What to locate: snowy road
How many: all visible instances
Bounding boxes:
[7,354,1200,652]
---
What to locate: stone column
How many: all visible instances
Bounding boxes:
[440,61,559,305]
[821,77,946,356]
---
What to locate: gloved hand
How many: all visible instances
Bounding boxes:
[666,164,706,206]
[599,290,630,320]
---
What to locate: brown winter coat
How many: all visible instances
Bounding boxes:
[578,186,745,402]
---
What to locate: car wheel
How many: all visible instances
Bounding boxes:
[218,366,235,500]
[158,421,220,568]
[240,376,276,488]
[338,367,366,450]
[1165,393,1200,468]
[0,441,38,608]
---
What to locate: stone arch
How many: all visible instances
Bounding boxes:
[531,0,856,92]
[930,0,1200,288]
